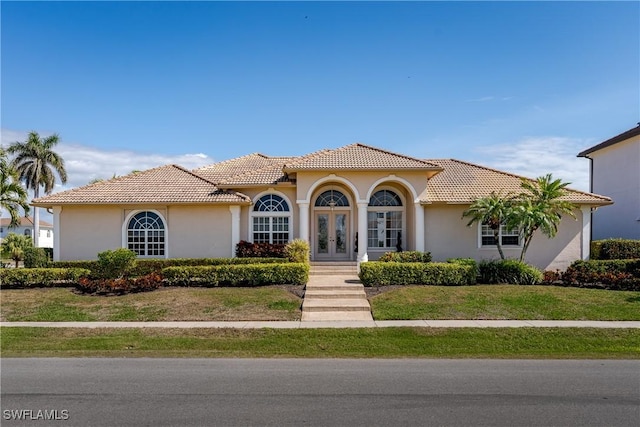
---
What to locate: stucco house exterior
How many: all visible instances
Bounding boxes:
[578,125,640,240]
[0,216,54,248]
[33,143,611,270]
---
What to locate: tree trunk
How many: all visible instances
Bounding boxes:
[33,187,40,247]
[493,229,505,259]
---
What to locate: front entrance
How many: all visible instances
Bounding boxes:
[314,211,350,260]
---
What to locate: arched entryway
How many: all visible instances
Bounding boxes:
[311,186,354,260]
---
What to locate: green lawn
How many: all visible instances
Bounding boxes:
[0,287,302,321]
[1,327,638,359]
[369,285,640,320]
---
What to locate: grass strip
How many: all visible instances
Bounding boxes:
[1,327,638,359]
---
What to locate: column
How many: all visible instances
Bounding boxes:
[297,202,309,243]
[53,206,62,261]
[357,202,369,267]
[581,206,591,260]
[229,206,241,257]
[414,202,425,252]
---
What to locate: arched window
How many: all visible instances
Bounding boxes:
[314,190,349,207]
[252,194,291,244]
[126,211,166,257]
[367,189,404,249]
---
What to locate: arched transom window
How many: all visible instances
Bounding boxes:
[315,190,349,207]
[367,189,404,249]
[127,211,166,257]
[252,194,291,244]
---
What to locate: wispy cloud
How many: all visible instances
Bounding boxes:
[472,136,592,192]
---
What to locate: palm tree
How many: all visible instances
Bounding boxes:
[7,132,67,247]
[0,232,32,267]
[462,191,513,259]
[509,174,577,262]
[0,148,30,227]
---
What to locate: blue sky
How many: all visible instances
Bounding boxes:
[1,1,639,194]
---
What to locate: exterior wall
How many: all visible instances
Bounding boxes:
[166,205,231,258]
[58,206,123,260]
[424,204,585,271]
[589,135,640,239]
[0,225,53,248]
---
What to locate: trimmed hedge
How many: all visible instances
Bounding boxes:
[51,257,287,278]
[359,262,476,286]
[591,239,640,260]
[378,251,432,263]
[163,263,309,287]
[77,273,164,295]
[0,268,91,289]
[478,259,543,285]
[562,259,640,291]
[447,258,480,278]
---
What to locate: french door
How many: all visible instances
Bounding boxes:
[314,211,350,260]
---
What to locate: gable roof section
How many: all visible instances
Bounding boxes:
[424,159,612,206]
[32,164,251,206]
[0,216,53,228]
[578,124,640,157]
[283,143,442,172]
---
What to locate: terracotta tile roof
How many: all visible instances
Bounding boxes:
[32,165,251,206]
[283,143,442,171]
[0,216,53,228]
[424,159,612,205]
[578,124,640,157]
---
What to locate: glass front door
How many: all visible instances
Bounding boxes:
[315,211,349,260]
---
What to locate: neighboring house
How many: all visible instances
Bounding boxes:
[0,216,54,248]
[578,125,640,240]
[33,143,611,270]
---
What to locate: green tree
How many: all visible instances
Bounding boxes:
[509,174,577,262]
[462,191,513,260]
[7,131,67,247]
[1,232,33,267]
[0,148,30,226]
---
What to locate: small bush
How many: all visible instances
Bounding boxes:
[77,273,164,295]
[24,246,51,268]
[285,239,310,264]
[478,259,543,285]
[163,263,309,287]
[591,239,640,260]
[235,240,287,258]
[562,259,640,291]
[96,248,137,279]
[447,258,479,278]
[359,262,476,286]
[378,251,432,263]
[0,268,90,289]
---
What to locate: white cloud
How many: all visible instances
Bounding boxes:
[472,136,592,192]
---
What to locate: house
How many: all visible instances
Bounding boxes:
[578,125,640,240]
[32,143,611,270]
[0,216,54,248]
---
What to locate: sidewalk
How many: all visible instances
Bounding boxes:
[2,320,639,329]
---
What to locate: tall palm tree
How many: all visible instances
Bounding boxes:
[7,131,67,247]
[0,148,30,227]
[509,174,577,262]
[462,191,513,260]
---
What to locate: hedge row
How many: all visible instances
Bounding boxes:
[478,259,543,285]
[359,262,477,286]
[0,268,91,289]
[51,257,287,278]
[591,239,640,260]
[561,259,640,291]
[378,251,432,263]
[163,263,309,287]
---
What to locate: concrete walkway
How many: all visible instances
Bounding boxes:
[2,320,639,329]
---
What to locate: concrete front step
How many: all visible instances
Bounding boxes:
[302,298,371,312]
[301,311,374,321]
[310,269,358,276]
[305,284,363,292]
[304,290,366,299]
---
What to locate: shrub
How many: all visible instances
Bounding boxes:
[0,268,90,289]
[96,248,137,279]
[591,239,640,260]
[447,258,479,278]
[378,251,432,263]
[235,240,286,258]
[562,259,640,291]
[1,233,32,267]
[163,263,309,287]
[24,246,51,268]
[285,239,310,264]
[359,262,476,286]
[478,259,543,285]
[76,273,164,295]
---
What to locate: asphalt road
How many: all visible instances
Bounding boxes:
[1,359,638,426]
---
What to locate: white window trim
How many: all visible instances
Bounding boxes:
[477,223,522,249]
[122,209,169,259]
[249,190,293,244]
[367,187,406,251]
